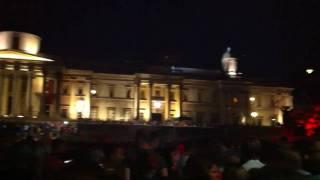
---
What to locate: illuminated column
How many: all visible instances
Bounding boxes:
[12,70,22,116]
[147,82,153,121]
[54,72,62,119]
[277,109,283,124]
[0,65,3,115]
[164,84,171,120]
[177,84,182,117]
[134,80,140,120]
[25,69,32,116]
[0,74,9,115]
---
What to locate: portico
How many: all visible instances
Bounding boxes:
[0,31,53,118]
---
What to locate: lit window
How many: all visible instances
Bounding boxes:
[91,107,98,119]
[107,107,116,120]
[5,64,14,70]
[153,100,162,109]
[20,65,29,71]
[123,108,132,121]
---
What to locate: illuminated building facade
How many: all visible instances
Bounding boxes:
[0,32,293,126]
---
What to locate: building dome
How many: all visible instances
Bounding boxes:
[0,31,41,55]
[221,47,238,78]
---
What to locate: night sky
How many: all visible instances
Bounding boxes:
[1,0,319,79]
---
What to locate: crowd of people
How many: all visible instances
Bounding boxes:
[1,127,320,180]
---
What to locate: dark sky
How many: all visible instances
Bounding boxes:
[1,0,320,79]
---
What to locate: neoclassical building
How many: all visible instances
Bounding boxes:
[0,31,293,126]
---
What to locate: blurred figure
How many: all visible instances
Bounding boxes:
[125,130,168,180]
[241,137,265,171]
[249,148,309,180]
[103,145,126,180]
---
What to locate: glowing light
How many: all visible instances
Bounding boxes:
[271,118,277,121]
[241,116,246,124]
[17,115,24,118]
[75,98,86,113]
[64,160,72,164]
[233,97,238,103]
[20,65,29,71]
[5,64,14,70]
[0,50,53,61]
[306,69,314,74]
[250,112,258,118]
[32,116,38,119]
[228,71,237,76]
[63,121,69,125]
[3,115,8,117]
[90,89,97,95]
[153,100,162,109]
[249,97,256,102]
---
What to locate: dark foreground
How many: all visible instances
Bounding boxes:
[0,121,319,180]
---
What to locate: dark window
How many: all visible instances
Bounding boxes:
[170,91,175,101]
[77,88,83,96]
[109,87,114,97]
[183,91,187,101]
[62,87,68,95]
[198,90,202,102]
[61,109,68,118]
[140,90,146,99]
[155,90,161,97]
[45,105,50,116]
[127,89,131,98]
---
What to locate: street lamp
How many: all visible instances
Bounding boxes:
[90,89,97,95]
[250,112,258,118]
[250,112,259,126]
[306,68,314,75]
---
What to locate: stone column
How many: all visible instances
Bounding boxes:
[1,74,9,115]
[12,69,22,116]
[0,64,3,115]
[1,73,9,115]
[164,84,171,120]
[134,79,140,120]
[25,69,32,117]
[54,72,62,119]
[147,82,153,121]
[177,84,183,118]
